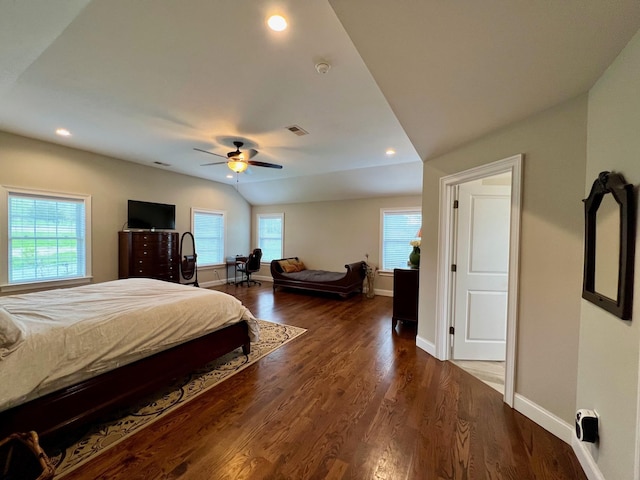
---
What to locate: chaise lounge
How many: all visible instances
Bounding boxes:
[270,257,366,298]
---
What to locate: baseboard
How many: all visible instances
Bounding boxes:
[513,393,574,444]
[374,288,393,297]
[253,275,273,283]
[197,279,226,288]
[416,335,436,356]
[202,275,273,288]
[571,435,605,480]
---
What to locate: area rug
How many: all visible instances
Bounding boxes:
[46,319,306,478]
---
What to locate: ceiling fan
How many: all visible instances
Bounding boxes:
[194,141,283,173]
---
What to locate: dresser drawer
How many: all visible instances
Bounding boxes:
[132,257,176,269]
[131,249,175,261]
[131,235,174,245]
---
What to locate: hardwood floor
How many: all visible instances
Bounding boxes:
[62,283,586,479]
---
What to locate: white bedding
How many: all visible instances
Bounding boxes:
[0,278,259,412]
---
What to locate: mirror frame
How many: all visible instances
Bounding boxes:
[582,171,635,320]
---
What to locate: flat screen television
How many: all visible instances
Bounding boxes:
[127,200,176,230]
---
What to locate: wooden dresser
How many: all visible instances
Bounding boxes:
[392,268,419,328]
[118,231,179,283]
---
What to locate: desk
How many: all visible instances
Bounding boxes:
[226,256,247,284]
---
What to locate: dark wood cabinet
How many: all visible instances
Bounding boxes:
[392,268,419,328]
[118,231,179,283]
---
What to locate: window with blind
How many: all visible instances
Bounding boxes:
[257,213,283,262]
[381,208,422,271]
[192,209,225,266]
[8,190,90,284]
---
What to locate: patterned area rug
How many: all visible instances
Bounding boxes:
[46,320,306,478]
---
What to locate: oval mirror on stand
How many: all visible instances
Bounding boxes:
[180,231,199,287]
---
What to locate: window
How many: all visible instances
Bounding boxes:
[257,213,283,262]
[381,208,422,271]
[8,189,91,285]
[192,209,225,266]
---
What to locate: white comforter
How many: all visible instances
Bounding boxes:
[0,278,259,412]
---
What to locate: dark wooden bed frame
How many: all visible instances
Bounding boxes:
[271,258,366,298]
[0,320,250,440]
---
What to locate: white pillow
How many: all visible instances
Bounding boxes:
[0,306,24,351]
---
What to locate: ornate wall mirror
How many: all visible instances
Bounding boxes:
[582,171,635,320]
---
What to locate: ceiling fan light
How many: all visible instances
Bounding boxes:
[228,160,248,173]
[267,15,287,31]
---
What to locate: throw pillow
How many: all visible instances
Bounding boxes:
[278,259,292,270]
[282,263,298,273]
[290,259,306,271]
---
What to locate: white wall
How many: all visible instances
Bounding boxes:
[419,95,588,425]
[0,131,251,287]
[252,195,422,294]
[577,28,640,480]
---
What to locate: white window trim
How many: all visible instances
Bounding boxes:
[190,207,226,268]
[256,212,284,263]
[379,206,422,274]
[1,185,92,292]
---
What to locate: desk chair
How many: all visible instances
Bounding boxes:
[237,248,262,286]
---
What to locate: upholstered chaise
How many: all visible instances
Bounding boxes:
[270,257,366,298]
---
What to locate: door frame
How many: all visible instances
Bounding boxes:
[435,154,523,407]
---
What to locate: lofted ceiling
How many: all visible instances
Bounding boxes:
[1,1,639,205]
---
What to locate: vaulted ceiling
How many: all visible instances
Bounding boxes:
[1,1,639,205]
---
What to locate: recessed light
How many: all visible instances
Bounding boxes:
[56,128,71,137]
[226,174,234,179]
[385,148,396,156]
[267,15,287,31]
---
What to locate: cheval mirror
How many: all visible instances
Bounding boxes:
[582,171,636,320]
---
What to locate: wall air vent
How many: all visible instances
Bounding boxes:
[286,125,309,136]
[153,161,171,167]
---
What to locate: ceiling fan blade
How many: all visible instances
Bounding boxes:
[194,147,227,159]
[247,160,283,169]
[246,148,258,159]
[200,161,228,166]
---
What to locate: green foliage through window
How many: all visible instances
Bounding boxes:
[381,209,422,271]
[9,193,87,283]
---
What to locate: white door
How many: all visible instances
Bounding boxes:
[452,179,511,360]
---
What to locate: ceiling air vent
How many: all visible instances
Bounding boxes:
[153,161,171,167]
[286,125,308,136]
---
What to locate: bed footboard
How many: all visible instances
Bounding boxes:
[0,321,251,440]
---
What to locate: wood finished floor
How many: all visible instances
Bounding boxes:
[62,283,586,480]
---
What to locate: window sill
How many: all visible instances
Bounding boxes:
[1,276,93,294]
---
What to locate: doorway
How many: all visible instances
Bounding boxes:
[434,155,522,406]
[450,173,511,393]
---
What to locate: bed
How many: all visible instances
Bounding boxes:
[270,257,366,297]
[0,278,259,439]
